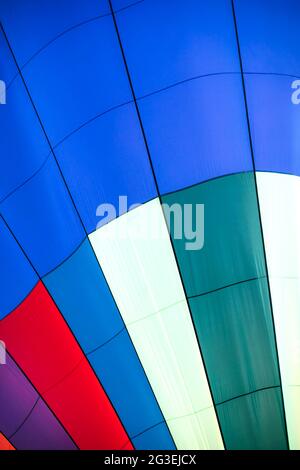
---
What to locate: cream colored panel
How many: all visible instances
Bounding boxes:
[89,198,223,449]
[257,172,300,449]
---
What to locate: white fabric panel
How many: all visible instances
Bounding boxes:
[89,198,223,449]
[257,172,300,449]
[168,408,222,450]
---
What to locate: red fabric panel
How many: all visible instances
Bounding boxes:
[0,282,132,450]
[0,433,15,450]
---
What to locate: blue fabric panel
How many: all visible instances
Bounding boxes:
[0,35,50,203]
[89,329,174,448]
[0,157,85,277]
[245,74,300,177]
[0,217,38,320]
[112,0,143,11]
[0,31,17,84]
[235,0,300,75]
[55,103,157,234]
[0,0,110,65]
[132,422,175,451]
[22,16,132,145]
[43,239,124,352]
[114,0,240,97]
[44,240,173,448]
[139,74,253,194]
[0,77,50,203]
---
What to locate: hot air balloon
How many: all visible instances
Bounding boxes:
[0,0,299,451]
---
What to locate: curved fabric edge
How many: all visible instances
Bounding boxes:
[89,197,224,450]
[257,171,300,449]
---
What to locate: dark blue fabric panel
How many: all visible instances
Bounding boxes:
[139,74,253,194]
[0,217,38,320]
[0,77,50,203]
[112,0,142,11]
[44,239,124,352]
[55,103,157,234]
[0,0,110,65]
[0,32,17,84]
[235,0,300,75]
[245,74,300,177]
[0,33,50,203]
[0,157,85,277]
[114,0,239,97]
[89,329,174,447]
[132,422,175,451]
[22,16,132,145]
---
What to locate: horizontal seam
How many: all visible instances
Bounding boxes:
[42,328,127,393]
[216,385,281,406]
[6,15,111,90]
[3,347,79,449]
[131,420,165,440]
[166,404,214,423]
[161,170,253,197]
[0,279,39,321]
[188,276,267,300]
[115,0,146,15]
[0,163,247,214]
[8,397,40,439]
[43,359,84,395]
[137,70,300,102]
[126,298,186,327]
[244,71,300,80]
[53,100,133,148]
[5,0,146,90]
[137,71,241,101]
[0,151,52,206]
[5,67,298,207]
[3,143,299,244]
[42,236,87,278]
[3,71,278,193]
[87,327,126,355]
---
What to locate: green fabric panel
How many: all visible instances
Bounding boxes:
[217,388,287,450]
[162,172,266,297]
[162,172,286,449]
[189,279,279,403]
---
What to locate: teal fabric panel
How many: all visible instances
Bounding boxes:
[217,388,287,450]
[162,172,266,296]
[189,279,280,403]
